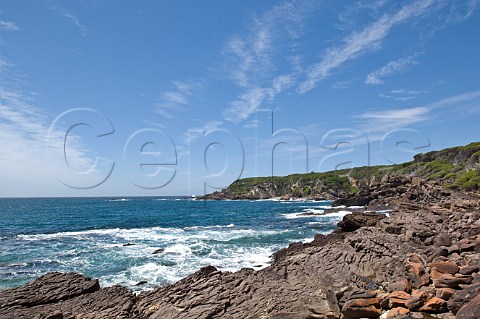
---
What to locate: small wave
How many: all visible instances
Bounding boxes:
[282,208,352,219]
[15,226,284,245]
[282,213,316,219]
[282,208,325,219]
[184,224,235,230]
[321,210,352,218]
[15,226,185,241]
[108,198,131,202]
[163,244,192,256]
[298,205,332,209]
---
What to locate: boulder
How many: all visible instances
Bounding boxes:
[429,261,460,275]
[436,288,455,301]
[419,297,447,313]
[456,294,480,319]
[341,290,381,319]
[337,212,385,232]
[386,307,410,318]
[405,290,429,310]
[405,254,430,289]
[447,283,480,314]
[381,291,411,309]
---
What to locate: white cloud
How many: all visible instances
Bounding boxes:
[61,12,87,36]
[380,88,428,101]
[155,81,201,118]
[243,119,260,129]
[0,51,113,195]
[360,106,429,124]
[356,90,480,133]
[223,87,266,123]
[184,120,223,144]
[365,53,420,84]
[223,28,272,88]
[0,85,104,196]
[46,1,87,36]
[220,1,311,123]
[0,21,20,31]
[298,0,435,93]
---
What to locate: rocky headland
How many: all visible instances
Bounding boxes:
[1,142,480,319]
[198,142,480,201]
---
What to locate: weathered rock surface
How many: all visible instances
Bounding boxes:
[1,176,480,319]
[0,273,134,319]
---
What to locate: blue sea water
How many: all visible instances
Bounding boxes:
[0,197,349,292]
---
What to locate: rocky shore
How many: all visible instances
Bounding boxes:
[1,176,480,318]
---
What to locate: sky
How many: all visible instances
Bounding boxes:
[0,0,479,197]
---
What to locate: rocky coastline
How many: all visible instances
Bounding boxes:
[1,176,480,318]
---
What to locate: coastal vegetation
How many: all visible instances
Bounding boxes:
[221,142,480,199]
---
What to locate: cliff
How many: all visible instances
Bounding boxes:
[199,141,480,200]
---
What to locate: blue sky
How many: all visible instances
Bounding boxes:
[0,0,479,197]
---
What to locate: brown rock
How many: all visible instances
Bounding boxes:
[45,312,64,319]
[434,274,473,289]
[435,233,452,247]
[456,294,480,319]
[344,297,380,308]
[460,243,476,252]
[337,212,385,232]
[460,265,479,275]
[419,297,448,313]
[431,268,448,280]
[341,304,381,319]
[387,307,410,318]
[382,291,411,309]
[447,283,480,314]
[388,279,411,293]
[436,288,455,301]
[405,254,431,289]
[342,291,381,319]
[0,272,100,309]
[405,290,429,310]
[429,261,460,275]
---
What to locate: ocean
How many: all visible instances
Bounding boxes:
[0,197,349,292]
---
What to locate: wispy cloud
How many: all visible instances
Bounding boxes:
[0,21,20,31]
[221,1,311,123]
[444,0,479,23]
[331,79,357,90]
[46,1,87,36]
[223,87,266,123]
[298,0,436,93]
[61,11,87,37]
[380,88,428,101]
[243,119,260,129]
[357,90,480,133]
[358,106,430,132]
[0,53,108,195]
[223,73,296,123]
[0,85,101,194]
[365,53,421,84]
[183,120,223,144]
[155,81,201,118]
[335,0,388,32]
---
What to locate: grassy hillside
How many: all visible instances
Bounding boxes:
[224,142,480,198]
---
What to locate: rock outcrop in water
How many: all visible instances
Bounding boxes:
[1,175,480,318]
